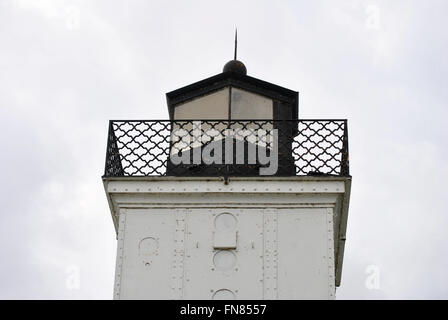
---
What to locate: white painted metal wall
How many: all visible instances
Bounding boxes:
[103,177,350,300]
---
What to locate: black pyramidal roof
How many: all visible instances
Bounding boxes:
[165,71,299,120]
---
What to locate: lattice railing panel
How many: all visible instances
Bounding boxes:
[104,120,349,177]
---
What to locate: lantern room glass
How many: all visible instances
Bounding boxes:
[171,87,274,153]
[173,87,273,121]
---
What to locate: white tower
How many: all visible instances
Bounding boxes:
[103,58,351,300]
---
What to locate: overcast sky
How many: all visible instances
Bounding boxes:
[1,0,447,299]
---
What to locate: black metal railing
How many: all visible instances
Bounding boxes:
[104,120,349,178]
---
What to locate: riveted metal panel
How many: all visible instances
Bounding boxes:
[183,209,263,299]
[107,178,349,299]
[119,209,176,299]
[170,209,187,299]
[277,208,331,299]
[263,209,278,299]
[113,209,127,299]
[106,178,346,194]
[326,208,336,299]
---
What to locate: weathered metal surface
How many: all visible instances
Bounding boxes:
[262,209,278,299]
[104,177,350,299]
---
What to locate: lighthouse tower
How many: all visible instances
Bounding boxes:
[102,56,351,300]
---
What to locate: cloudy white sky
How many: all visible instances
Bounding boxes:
[1,0,447,299]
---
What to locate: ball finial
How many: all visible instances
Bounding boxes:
[223,60,247,75]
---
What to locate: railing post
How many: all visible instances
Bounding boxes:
[103,121,113,176]
[341,120,350,176]
[104,121,124,177]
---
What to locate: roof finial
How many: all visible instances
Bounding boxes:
[223,29,247,75]
[234,28,237,60]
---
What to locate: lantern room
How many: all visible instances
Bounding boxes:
[165,59,299,177]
